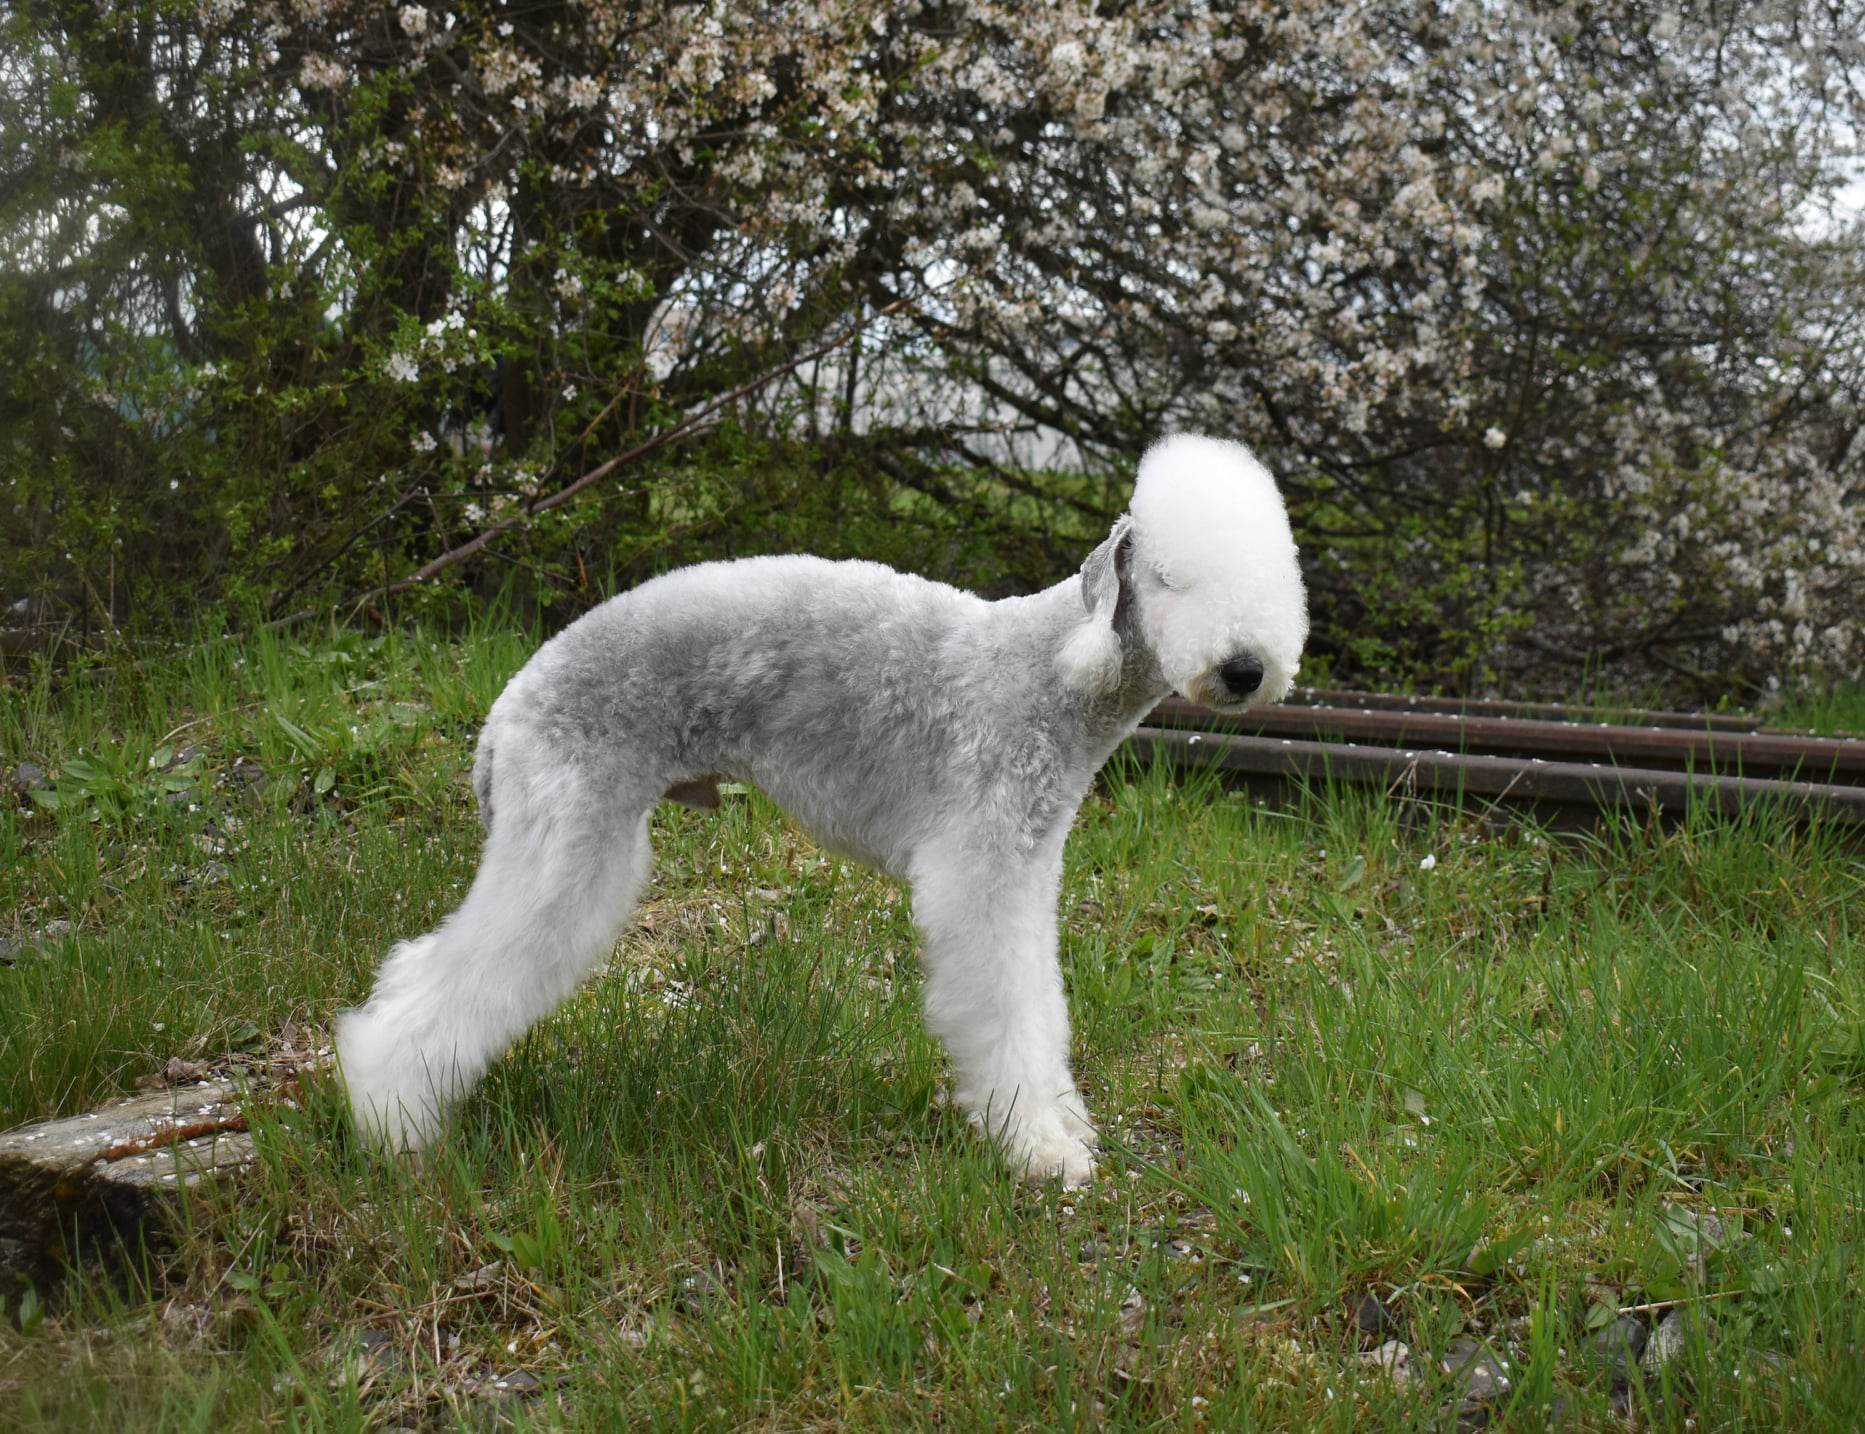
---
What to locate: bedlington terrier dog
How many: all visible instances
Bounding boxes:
[338,433,1307,1185]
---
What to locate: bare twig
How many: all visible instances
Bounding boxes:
[1616,1288,1750,1317]
[95,1113,250,1164]
[270,482,427,615]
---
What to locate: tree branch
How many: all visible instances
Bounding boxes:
[269,297,916,629]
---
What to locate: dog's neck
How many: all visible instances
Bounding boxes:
[1007,574,1172,754]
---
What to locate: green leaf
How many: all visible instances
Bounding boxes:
[1644,1273,1691,1303]
[228,1019,263,1049]
[272,709,321,760]
[314,766,336,796]
[1468,1227,1534,1277]
[16,1285,44,1336]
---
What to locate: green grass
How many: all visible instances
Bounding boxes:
[2,631,1862,1430]
[1773,685,1865,737]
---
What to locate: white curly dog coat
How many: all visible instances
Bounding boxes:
[339,434,1307,1184]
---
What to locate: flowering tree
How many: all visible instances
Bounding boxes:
[3,0,1860,696]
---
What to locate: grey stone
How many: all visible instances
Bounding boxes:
[1355,1290,1396,1339]
[1643,1307,1716,1373]
[9,763,46,797]
[1585,1315,1649,1383]
[1360,1339,1412,1383]
[675,1267,723,1313]
[327,1326,404,1385]
[0,938,19,967]
[1438,1337,1481,1373]
[1459,1355,1511,1402]
[220,760,270,802]
[1439,1337,1514,1423]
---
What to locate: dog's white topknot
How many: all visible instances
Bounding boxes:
[1126,433,1307,704]
[1130,434,1296,584]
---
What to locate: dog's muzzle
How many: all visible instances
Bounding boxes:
[1217,655,1265,700]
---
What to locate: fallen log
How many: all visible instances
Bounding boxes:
[0,1079,255,1281]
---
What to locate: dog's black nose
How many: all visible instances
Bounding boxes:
[1218,655,1265,698]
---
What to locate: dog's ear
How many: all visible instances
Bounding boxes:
[1056,515,1134,695]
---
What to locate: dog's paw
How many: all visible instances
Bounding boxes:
[335,1005,446,1152]
[1057,1098,1099,1149]
[1011,1105,1099,1188]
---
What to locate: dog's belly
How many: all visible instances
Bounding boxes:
[736,756,927,879]
[655,764,903,870]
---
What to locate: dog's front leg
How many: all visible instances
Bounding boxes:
[910,841,1097,1186]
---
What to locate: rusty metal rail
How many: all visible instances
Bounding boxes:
[1146,698,1865,783]
[1283,685,1805,735]
[1129,695,1865,828]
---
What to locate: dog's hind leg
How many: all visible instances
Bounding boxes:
[337,767,654,1151]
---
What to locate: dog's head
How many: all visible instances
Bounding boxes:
[1058,434,1307,711]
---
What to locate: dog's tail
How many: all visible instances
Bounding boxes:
[470,723,496,831]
